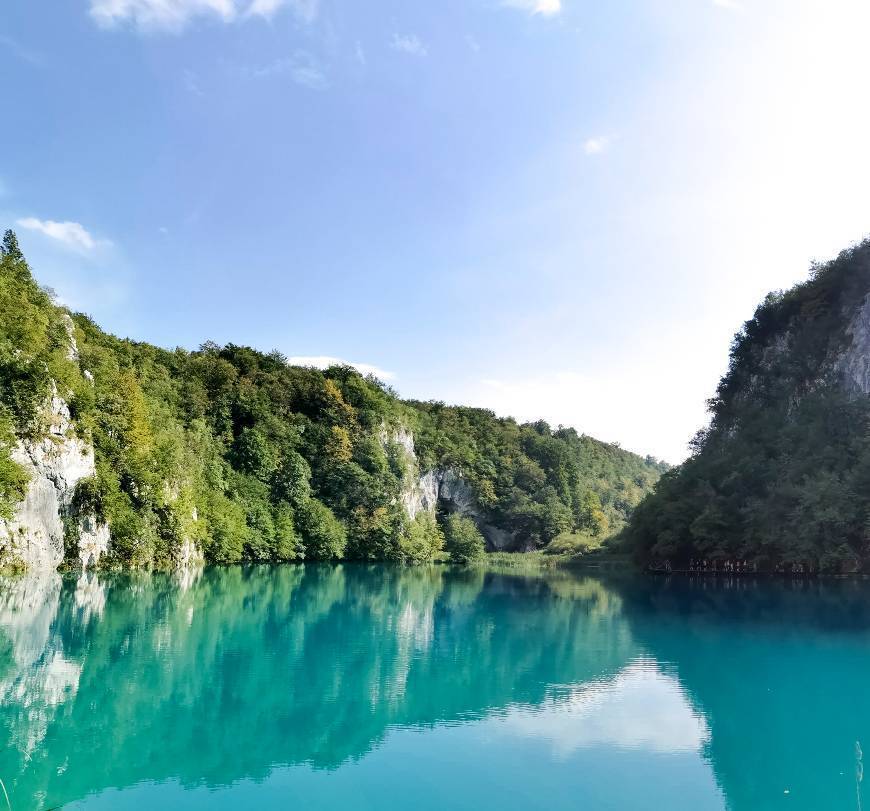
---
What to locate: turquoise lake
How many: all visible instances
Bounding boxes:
[0,565,867,810]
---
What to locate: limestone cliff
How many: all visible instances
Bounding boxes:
[0,316,109,570]
[386,425,524,551]
[0,389,109,570]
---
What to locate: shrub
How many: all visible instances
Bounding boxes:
[443,513,486,564]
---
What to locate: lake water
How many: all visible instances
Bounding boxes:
[0,565,867,810]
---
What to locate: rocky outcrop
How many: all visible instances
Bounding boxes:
[161,481,205,569]
[402,469,440,520]
[0,389,109,571]
[1,378,206,571]
[77,512,111,569]
[383,424,523,551]
[380,426,434,520]
[838,292,870,395]
[438,468,522,550]
[0,314,111,570]
[174,537,205,569]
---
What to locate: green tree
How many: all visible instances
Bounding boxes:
[297,498,347,560]
[400,512,444,563]
[272,451,312,507]
[232,428,277,481]
[579,491,608,537]
[443,513,486,564]
[1,229,23,261]
[274,505,302,561]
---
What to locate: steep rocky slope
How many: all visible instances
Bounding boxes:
[2,387,109,569]
[625,239,870,572]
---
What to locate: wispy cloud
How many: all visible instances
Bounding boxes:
[89,0,319,32]
[355,40,366,66]
[712,0,742,9]
[244,51,327,88]
[465,34,481,53]
[16,218,108,253]
[183,68,204,96]
[503,0,562,17]
[583,135,610,155]
[0,34,45,66]
[391,33,427,57]
[288,355,396,381]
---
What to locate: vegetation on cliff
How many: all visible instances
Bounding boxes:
[624,240,870,572]
[0,230,665,568]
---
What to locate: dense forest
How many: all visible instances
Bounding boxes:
[0,230,665,569]
[624,239,870,573]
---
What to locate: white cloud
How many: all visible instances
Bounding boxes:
[90,0,236,29]
[503,0,562,17]
[247,0,318,22]
[16,218,108,253]
[391,33,428,57]
[287,356,396,381]
[89,0,319,31]
[712,0,742,9]
[247,0,283,17]
[583,135,610,155]
[245,52,327,88]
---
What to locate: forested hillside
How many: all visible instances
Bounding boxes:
[0,231,665,569]
[624,240,870,573]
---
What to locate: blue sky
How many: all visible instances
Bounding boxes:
[4,0,870,462]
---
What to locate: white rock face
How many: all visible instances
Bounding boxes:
[174,536,205,569]
[382,424,521,551]
[438,469,482,519]
[77,513,111,568]
[160,480,205,567]
[402,469,440,520]
[0,389,109,570]
[61,312,79,362]
[437,469,519,550]
[840,293,870,395]
[380,425,433,520]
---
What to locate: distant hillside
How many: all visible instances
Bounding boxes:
[624,239,870,573]
[0,230,665,570]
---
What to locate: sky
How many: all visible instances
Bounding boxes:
[4,0,870,463]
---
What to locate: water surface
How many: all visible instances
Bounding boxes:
[0,565,867,810]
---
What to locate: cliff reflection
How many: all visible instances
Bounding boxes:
[0,565,637,810]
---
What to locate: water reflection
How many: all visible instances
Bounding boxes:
[0,566,635,809]
[500,659,711,756]
[619,574,870,811]
[0,566,867,809]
